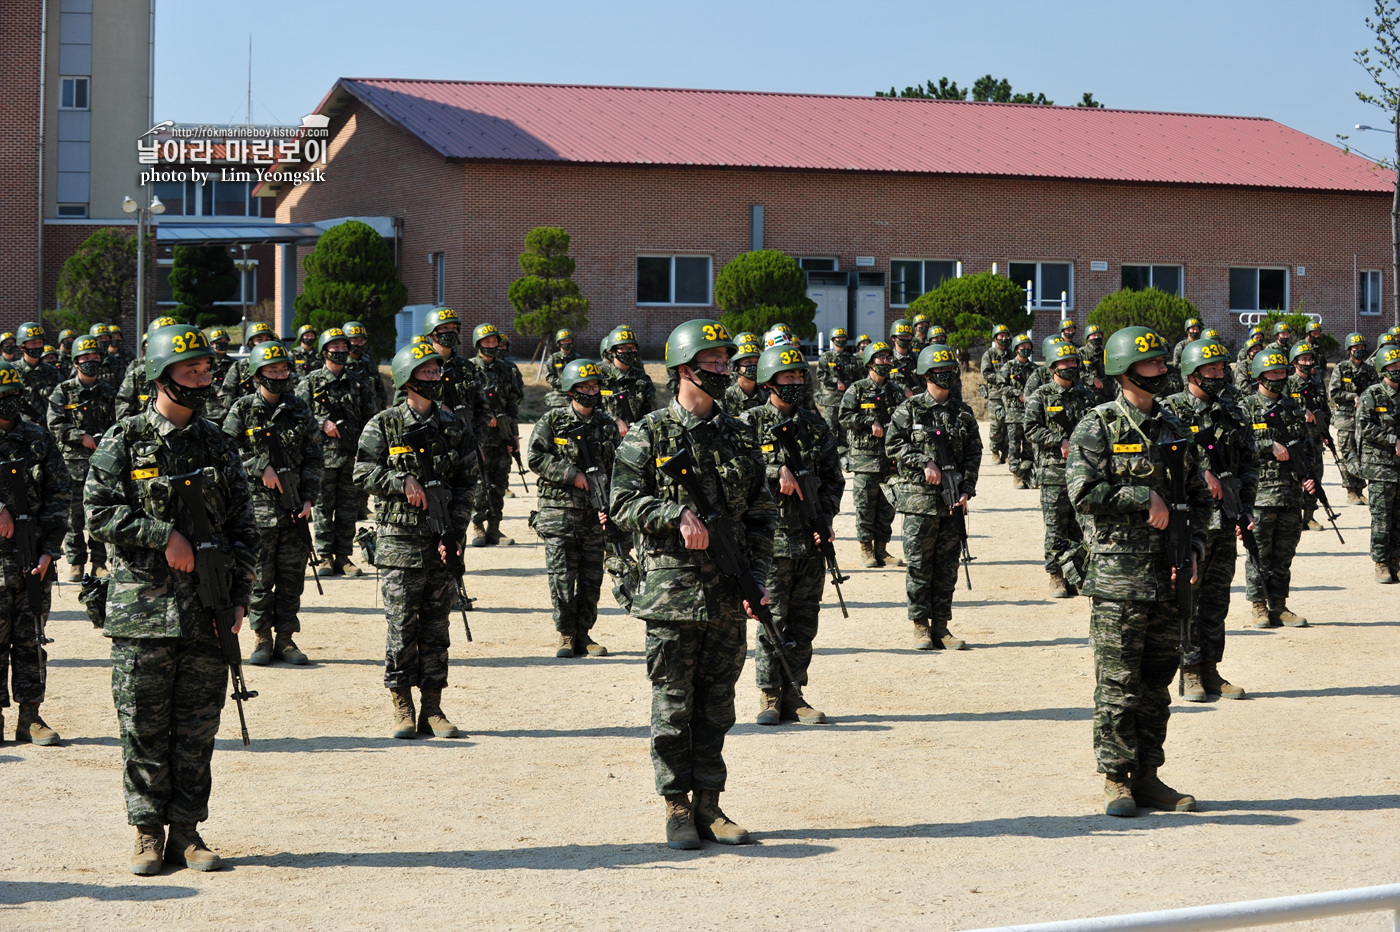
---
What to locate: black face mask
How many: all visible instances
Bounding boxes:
[1127,369,1174,395]
[927,370,957,390]
[478,345,498,360]
[350,342,367,357]
[1053,365,1081,384]
[213,341,230,354]
[1351,348,1367,360]
[255,373,291,395]
[736,363,758,382]
[772,383,807,407]
[160,378,213,413]
[327,350,349,366]
[687,367,730,400]
[570,389,600,409]
[0,395,21,421]
[870,363,893,378]
[409,378,443,401]
[833,340,848,350]
[1295,363,1314,379]
[1195,375,1229,397]
[894,339,912,351]
[614,350,640,367]
[1259,374,1288,392]
[77,359,102,377]
[1016,348,1031,359]
[22,346,41,361]
[559,344,574,355]
[1387,370,1400,387]
[434,330,460,348]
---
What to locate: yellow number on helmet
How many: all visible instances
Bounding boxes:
[701,325,718,341]
[441,309,457,320]
[619,329,636,342]
[268,344,284,358]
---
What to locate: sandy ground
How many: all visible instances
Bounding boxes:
[2,419,1397,932]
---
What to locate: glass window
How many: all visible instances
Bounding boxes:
[1121,264,1182,295]
[1121,265,1150,291]
[799,257,837,271]
[434,253,446,305]
[1229,268,1256,310]
[1360,270,1383,316]
[152,180,186,216]
[56,204,87,217]
[1229,267,1288,310]
[1011,261,1073,309]
[674,257,711,304]
[924,260,957,291]
[636,256,711,305]
[890,260,922,306]
[636,257,671,304]
[211,179,249,216]
[60,77,89,110]
[155,265,174,304]
[1258,269,1287,310]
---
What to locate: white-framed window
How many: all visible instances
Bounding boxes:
[1121,264,1183,296]
[890,259,959,307]
[59,76,89,110]
[56,204,88,217]
[150,178,255,217]
[433,252,446,305]
[1360,270,1383,316]
[1010,261,1074,309]
[637,255,712,306]
[1229,266,1288,311]
[799,257,838,272]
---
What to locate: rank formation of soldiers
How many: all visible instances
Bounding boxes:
[4,306,1396,869]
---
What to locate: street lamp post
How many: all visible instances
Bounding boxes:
[233,244,256,343]
[122,194,165,351]
[1355,122,1400,326]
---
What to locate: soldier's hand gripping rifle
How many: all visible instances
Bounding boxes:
[927,426,975,590]
[402,425,474,638]
[1158,441,1196,698]
[1263,399,1345,543]
[1,460,52,686]
[259,427,323,596]
[570,427,638,610]
[172,470,257,745]
[772,418,849,617]
[1198,423,1276,614]
[483,387,530,493]
[658,448,800,691]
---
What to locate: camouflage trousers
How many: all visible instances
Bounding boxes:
[249,523,308,633]
[1300,446,1324,519]
[1244,506,1302,605]
[1334,421,1366,494]
[1368,479,1400,563]
[1090,597,1179,774]
[382,563,454,690]
[536,506,605,634]
[988,399,1007,457]
[821,401,849,463]
[902,511,960,624]
[644,570,748,796]
[852,472,895,544]
[0,568,54,706]
[1005,415,1032,481]
[313,464,359,559]
[62,457,107,567]
[756,555,824,689]
[110,634,226,825]
[1040,483,1083,575]
[1185,527,1236,667]
[472,448,511,525]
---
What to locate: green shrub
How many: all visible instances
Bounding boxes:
[715,250,816,339]
[906,272,1031,340]
[1259,308,1338,352]
[295,220,407,359]
[55,227,141,325]
[1088,288,1198,344]
[509,227,589,350]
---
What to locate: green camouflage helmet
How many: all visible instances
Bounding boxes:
[0,362,22,395]
[992,324,1011,336]
[411,334,430,345]
[664,319,735,368]
[771,322,793,336]
[757,344,807,383]
[560,358,605,393]
[1378,346,1400,371]
[296,324,317,340]
[145,324,213,382]
[555,328,573,346]
[59,328,77,343]
[915,343,957,375]
[17,322,44,343]
[733,340,761,362]
[208,328,230,344]
[1381,332,1399,347]
[1012,332,1033,354]
[890,318,914,341]
[246,321,275,340]
[88,323,110,338]
[734,332,758,347]
[249,340,292,375]
[471,322,501,348]
[1389,325,1400,337]
[1085,324,1102,337]
[1049,341,1082,367]
[601,324,639,354]
[423,306,461,336]
[146,317,179,341]
[1103,326,1168,376]
[910,313,929,327]
[343,320,367,339]
[856,333,872,346]
[1346,332,1368,349]
[829,326,848,342]
[71,335,102,358]
[391,341,442,389]
[1251,348,1291,379]
[1042,335,1067,359]
[1273,321,1291,336]
[317,328,348,354]
[1202,328,1221,341]
[1308,318,1323,333]
[1246,332,1265,347]
[1179,339,1231,377]
[1288,341,1315,364]
[1185,318,1202,331]
[1059,318,1076,333]
[862,340,893,367]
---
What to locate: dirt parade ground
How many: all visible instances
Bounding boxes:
[2,416,1397,932]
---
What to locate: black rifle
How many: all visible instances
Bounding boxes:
[1197,422,1276,614]
[1158,440,1196,696]
[771,418,849,616]
[0,460,52,686]
[658,447,799,690]
[402,425,474,638]
[1262,400,1345,543]
[483,386,530,492]
[927,425,975,590]
[1046,401,1081,437]
[311,387,352,434]
[258,426,323,596]
[570,426,639,611]
[171,470,257,745]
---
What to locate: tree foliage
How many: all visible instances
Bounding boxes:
[508,227,590,353]
[906,272,1031,348]
[1077,92,1103,108]
[295,220,407,359]
[877,75,1101,108]
[55,227,140,326]
[1259,308,1338,352]
[714,250,817,339]
[169,245,239,329]
[876,77,967,99]
[1088,288,1198,345]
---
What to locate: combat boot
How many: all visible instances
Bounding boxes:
[781,687,827,724]
[1305,513,1323,531]
[129,824,164,876]
[555,633,575,659]
[1348,489,1367,505]
[389,687,417,739]
[1278,606,1309,627]
[65,563,84,583]
[313,556,336,574]
[911,621,935,651]
[693,790,752,845]
[756,687,783,726]
[15,703,59,745]
[664,793,701,850]
[273,632,308,666]
[417,688,461,738]
[1202,663,1245,699]
[485,519,514,546]
[1376,562,1396,584]
[1103,772,1136,817]
[875,539,903,567]
[470,522,489,548]
[248,629,275,665]
[1250,602,1280,629]
[1178,665,1207,702]
[1047,569,1071,599]
[1012,474,1029,490]
[166,822,222,871]
[860,541,879,568]
[337,557,363,578]
[93,563,110,579]
[1131,767,1197,811]
[574,632,607,657]
[932,622,966,651]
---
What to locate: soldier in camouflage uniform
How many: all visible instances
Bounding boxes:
[90,323,121,388]
[1236,326,1264,361]
[12,321,60,428]
[1078,324,1109,401]
[1161,338,1256,700]
[342,320,388,412]
[1065,326,1208,817]
[48,335,118,581]
[885,343,981,651]
[610,318,775,849]
[1170,318,1203,366]
[1263,320,1293,357]
[1356,345,1400,582]
[1305,320,1328,375]
[723,339,766,414]
[218,321,278,412]
[201,328,236,424]
[888,318,921,399]
[599,324,656,439]
[739,344,843,725]
[527,359,618,659]
[1240,347,1314,628]
[1330,332,1378,504]
[355,342,477,740]
[1023,335,1068,402]
[981,325,1014,462]
[1234,334,1265,395]
[106,324,135,380]
[464,322,521,547]
[926,325,964,404]
[115,317,181,420]
[839,341,902,568]
[87,322,258,874]
[0,332,16,363]
[999,333,1036,489]
[543,328,579,408]
[1371,332,1399,368]
[290,325,321,377]
[909,313,930,353]
[1026,341,1097,597]
[816,327,858,466]
[55,329,77,381]
[1286,342,1329,531]
[223,342,323,667]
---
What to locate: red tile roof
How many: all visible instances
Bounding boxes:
[326,79,1391,194]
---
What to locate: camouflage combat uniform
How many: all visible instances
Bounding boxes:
[817,345,862,463]
[980,343,1010,458]
[98,347,130,388]
[999,354,1036,484]
[298,364,377,562]
[465,353,523,528]
[13,355,61,428]
[722,379,765,415]
[600,361,656,431]
[291,344,323,378]
[1356,377,1400,568]
[1286,372,1329,524]
[838,376,900,547]
[543,349,579,408]
[115,357,156,420]
[47,373,118,569]
[1329,355,1377,496]
[890,348,921,398]
[203,352,237,424]
[1025,375,1097,585]
[1078,342,1109,402]
[348,349,388,411]
[1239,390,1310,616]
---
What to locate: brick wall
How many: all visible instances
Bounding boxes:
[1,0,42,324]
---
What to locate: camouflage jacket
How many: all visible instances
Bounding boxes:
[116,357,155,421]
[816,348,862,406]
[1078,342,1106,382]
[1355,379,1400,479]
[1160,389,1259,531]
[544,350,579,392]
[219,358,256,413]
[47,375,118,464]
[527,403,621,512]
[13,356,60,427]
[1065,398,1210,601]
[291,345,323,377]
[203,353,237,423]
[1025,379,1098,486]
[998,356,1036,416]
[296,365,377,469]
[1239,390,1310,508]
[738,400,843,558]
[600,362,656,427]
[56,353,73,382]
[86,408,257,638]
[392,352,485,428]
[723,380,766,415]
[610,400,776,621]
[890,349,922,398]
[838,377,901,474]
[1285,373,1330,436]
[466,355,523,450]
[354,400,476,567]
[1170,337,1192,367]
[348,351,387,410]
[884,392,981,515]
[979,345,1010,400]
[1233,355,1259,396]
[1328,358,1378,424]
[0,419,71,561]
[98,348,130,388]
[222,391,324,528]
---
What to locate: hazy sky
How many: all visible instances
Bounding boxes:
[155,0,1392,154]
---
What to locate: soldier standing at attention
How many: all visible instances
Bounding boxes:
[218,321,278,411]
[999,333,1037,489]
[202,328,237,424]
[1356,345,1400,582]
[1066,326,1208,817]
[223,342,323,667]
[885,343,981,651]
[90,324,119,387]
[355,343,476,740]
[1161,338,1256,700]
[86,323,257,874]
[12,321,61,428]
[1171,318,1204,366]
[816,327,858,466]
[909,313,931,352]
[981,325,1013,465]
[116,318,180,420]
[527,358,618,659]
[1234,334,1265,395]
[739,344,842,725]
[724,339,766,414]
[888,319,920,398]
[599,324,656,438]
[610,319,775,850]
[1305,320,1328,380]
[839,341,902,569]
[1025,342,1097,598]
[290,325,321,377]
[1078,324,1109,401]
[1237,326,1265,361]
[1059,318,1079,349]
[48,335,117,582]
[1286,342,1329,531]
[465,323,521,548]
[106,324,134,381]
[543,329,579,408]
[342,321,387,412]
[55,329,77,381]
[1264,320,1293,356]
[1330,332,1378,504]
